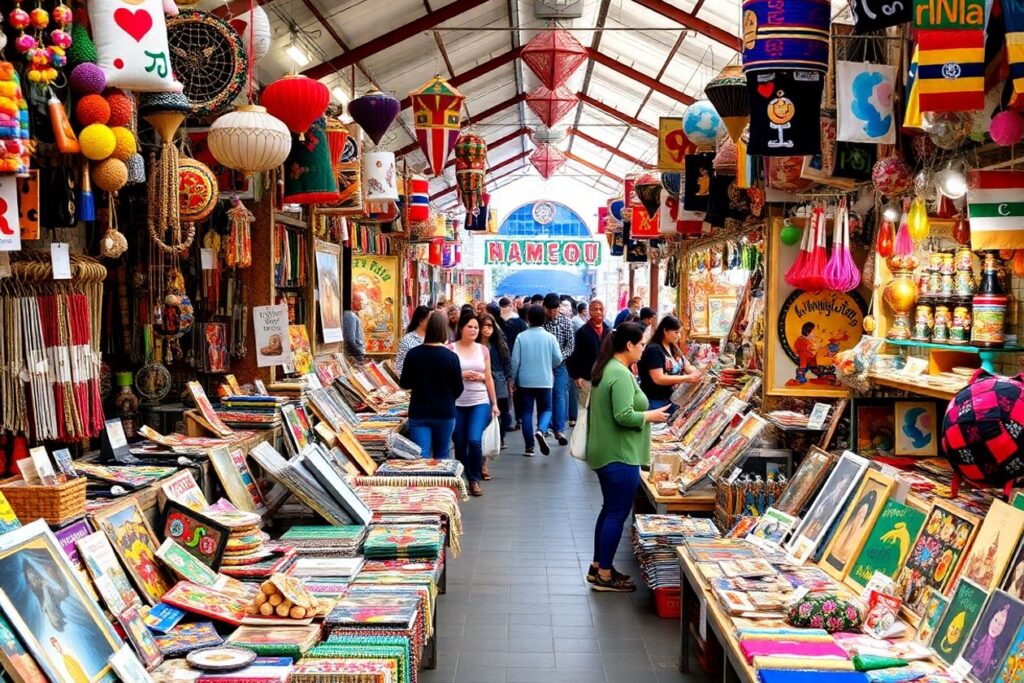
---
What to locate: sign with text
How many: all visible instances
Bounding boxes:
[253,304,292,368]
[484,239,602,267]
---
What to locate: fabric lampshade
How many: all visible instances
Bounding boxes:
[410,76,465,176]
[283,117,339,204]
[455,132,487,213]
[348,89,400,146]
[704,64,749,142]
[530,143,566,179]
[526,86,578,127]
[521,29,588,90]
[262,74,330,137]
[363,150,398,214]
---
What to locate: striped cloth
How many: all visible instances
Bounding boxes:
[915,29,986,112]
[967,170,1024,249]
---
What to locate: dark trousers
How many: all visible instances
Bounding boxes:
[593,462,641,569]
[407,417,455,459]
[512,389,524,425]
[453,403,491,483]
[496,397,510,442]
[518,387,552,450]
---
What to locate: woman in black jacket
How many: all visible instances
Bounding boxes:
[399,312,464,459]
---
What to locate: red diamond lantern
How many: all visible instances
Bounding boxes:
[526,86,578,127]
[521,29,588,90]
[530,144,566,179]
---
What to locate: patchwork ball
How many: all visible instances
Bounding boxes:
[942,370,1024,486]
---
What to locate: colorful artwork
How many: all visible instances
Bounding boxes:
[141,604,185,634]
[288,324,314,375]
[282,403,312,454]
[186,381,233,438]
[158,469,209,513]
[0,611,46,683]
[775,447,833,516]
[896,501,982,620]
[836,61,896,144]
[315,240,343,345]
[0,491,20,536]
[1002,538,1024,601]
[778,289,866,390]
[847,499,927,591]
[152,621,223,657]
[351,255,400,355]
[786,451,869,562]
[160,581,248,626]
[92,498,172,606]
[325,592,421,627]
[895,401,939,457]
[931,578,988,665]
[160,501,229,570]
[76,531,143,615]
[963,590,1024,683]
[54,519,94,571]
[202,322,229,373]
[820,470,895,581]
[107,646,154,683]
[0,520,123,683]
[745,507,798,551]
[209,446,265,514]
[917,587,950,645]
[960,500,1024,591]
[117,605,163,670]
[707,295,740,338]
[856,404,896,457]
[155,539,219,586]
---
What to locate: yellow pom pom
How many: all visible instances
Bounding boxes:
[79,124,116,161]
[110,127,137,161]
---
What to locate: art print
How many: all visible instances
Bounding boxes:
[351,255,400,355]
[281,403,311,454]
[0,610,46,683]
[315,240,343,345]
[161,501,229,570]
[92,498,172,606]
[747,70,825,157]
[160,581,247,626]
[187,381,233,439]
[775,447,833,516]
[745,507,797,551]
[158,469,209,513]
[917,587,950,645]
[1002,538,1024,602]
[156,539,219,586]
[252,304,292,368]
[203,322,229,373]
[931,578,988,665]
[707,295,740,338]
[896,501,981,621]
[152,621,223,657]
[820,470,895,580]
[785,451,869,562]
[895,401,939,457]
[836,61,896,144]
[209,446,265,514]
[107,645,154,683]
[847,499,927,591]
[117,605,163,670]
[76,531,142,614]
[0,521,123,683]
[960,500,1024,591]
[856,403,895,457]
[963,590,1024,683]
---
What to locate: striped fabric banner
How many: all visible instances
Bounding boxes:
[916,29,986,112]
[967,170,1024,249]
[903,47,923,131]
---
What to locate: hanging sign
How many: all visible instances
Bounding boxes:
[0,176,20,252]
[658,117,692,171]
[850,0,912,32]
[484,239,602,266]
[913,0,984,29]
[253,304,292,368]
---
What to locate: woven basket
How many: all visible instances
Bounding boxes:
[0,476,87,525]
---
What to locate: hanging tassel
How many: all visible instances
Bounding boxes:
[894,199,915,256]
[78,161,95,222]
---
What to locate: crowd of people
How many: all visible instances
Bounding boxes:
[395,293,703,592]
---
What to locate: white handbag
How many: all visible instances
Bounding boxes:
[569,397,589,461]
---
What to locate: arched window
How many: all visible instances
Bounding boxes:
[497,201,591,237]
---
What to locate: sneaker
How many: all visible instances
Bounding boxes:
[592,573,636,593]
[535,433,550,456]
[524,448,534,457]
[569,420,576,427]
[501,440,507,450]
[555,432,568,445]
[587,566,633,585]
[544,429,554,437]
[513,421,521,430]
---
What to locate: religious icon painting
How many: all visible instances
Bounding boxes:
[160,500,230,570]
[747,70,824,157]
[930,578,988,666]
[819,469,896,581]
[785,451,869,563]
[959,500,1024,592]
[117,605,163,670]
[962,590,1024,683]
[92,498,173,606]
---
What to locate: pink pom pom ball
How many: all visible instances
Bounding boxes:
[50,29,71,49]
[990,111,1024,147]
[52,4,72,24]
[14,34,36,53]
[70,63,106,95]
[7,8,29,29]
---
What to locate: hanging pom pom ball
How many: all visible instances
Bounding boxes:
[29,7,49,30]
[990,111,1024,147]
[75,94,110,126]
[50,29,71,49]
[7,8,30,29]
[110,127,137,161]
[105,89,132,127]
[52,4,72,24]
[79,123,116,160]
[14,34,37,53]
[91,158,128,192]
[780,219,802,246]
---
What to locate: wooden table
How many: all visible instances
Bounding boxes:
[640,475,716,515]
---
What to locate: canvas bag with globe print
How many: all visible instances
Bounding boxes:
[835,56,896,145]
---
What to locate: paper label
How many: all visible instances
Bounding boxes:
[200,248,215,270]
[51,242,71,279]
[725,467,743,485]
[105,418,128,451]
[0,175,21,252]
[0,252,10,277]
[254,379,268,396]
[787,586,810,607]
[949,657,972,682]
[807,403,830,430]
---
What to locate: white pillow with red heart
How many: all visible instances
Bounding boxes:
[88,0,183,92]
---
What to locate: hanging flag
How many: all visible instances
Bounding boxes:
[658,117,691,170]
[967,170,1024,249]
[903,47,923,130]
[916,29,986,112]
[1005,0,1024,108]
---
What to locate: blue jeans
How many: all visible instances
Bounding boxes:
[551,364,569,433]
[568,379,579,423]
[453,403,491,483]
[648,399,677,416]
[407,417,455,459]
[593,462,641,569]
[519,387,552,451]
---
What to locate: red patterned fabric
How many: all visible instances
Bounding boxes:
[526,86,578,127]
[521,29,588,90]
[942,370,1024,485]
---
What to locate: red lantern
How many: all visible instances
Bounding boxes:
[325,117,350,167]
[261,74,330,138]
[428,237,444,265]
[530,144,566,179]
[526,86,578,127]
[521,29,588,90]
[410,76,465,177]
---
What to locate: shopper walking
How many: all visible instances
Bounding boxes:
[568,299,611,411]
[614,296,641,327]
[503,304,529,430]
[450,311,500,496]
[399,312,464,460]
[479,313,512,478]
[639,315,703,411]
[510,305,562,456]
[586,323,670,591]
[543,292,574,444]
[395,305,431,375]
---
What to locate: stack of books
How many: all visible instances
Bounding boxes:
[632,515,721,589]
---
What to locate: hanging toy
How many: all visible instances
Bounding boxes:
[0,63,29,173]
[226,197,253,268]
[876,215,895,258]
[779,216,801,246]
[803,203,829,291]
[894,199,915,258]
[785,208,813,288]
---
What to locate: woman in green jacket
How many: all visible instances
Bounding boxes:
[585,322,670,592]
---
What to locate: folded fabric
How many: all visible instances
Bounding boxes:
[852,655,908,672]
[864,669,926,683]
[741,639,849,663]
[753,656,857,671]
[738,630,835,642]
[760,670,868,683]
[737,627,830,638]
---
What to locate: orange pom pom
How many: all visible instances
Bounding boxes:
[105,89,132,128]
[75,94,110,126]
[110,127,136,161]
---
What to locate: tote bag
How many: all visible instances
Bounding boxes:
[569,396,589,461]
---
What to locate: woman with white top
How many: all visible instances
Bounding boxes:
[395,305,431,376]
[450,310,500,496]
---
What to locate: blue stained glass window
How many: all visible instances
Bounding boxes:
[497,202,591,237]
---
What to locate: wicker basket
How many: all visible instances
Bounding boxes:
[0,476,87,526]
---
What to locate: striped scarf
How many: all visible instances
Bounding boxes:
[915,29,986,112]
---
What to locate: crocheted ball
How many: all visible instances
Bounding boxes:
[67,23,96,65]
[991,111,1024,147]
[75,94,110,126]
[92,158,128,192]
[110,127,137,161]
[69,63,105,94]
[80,123,116,160]
[105,89,132,127]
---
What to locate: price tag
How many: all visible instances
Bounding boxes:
[0,252,9,278]
[807,403,830,430]
[949,657,972,682]
[786,586,810,607]
[200,248,215,270]
[698,592,707,641]
[860,571,895,603]
[51,242,71,280]
[725,467,743,485]
[254,379,268,396]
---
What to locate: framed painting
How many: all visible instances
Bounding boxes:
[0,520,123,683]
[930,578,988,666]
[894,401,939,456]
[208,446,265,515]
[1003,536,1024,601]
[785,451,869,562]
[76,531,143,615]
[116,605,163,670]
[846,499,928,591]
[707,295,740,338]
[92,498,172,606]
[0,610,47,682]
[774,446,834,516]
[819,469,896,581]
[895,500,982,622]
[351,254,401,356]
[766,216,866,397]
[916,587,950,645]
[963,590,1024,683]
[160,501,230,570]
[959,499,1024,591]
[314,240,343,347]
[854,400,896,457]
[690,295,709,336]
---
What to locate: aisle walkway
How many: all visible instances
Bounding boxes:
[424,441,710,683]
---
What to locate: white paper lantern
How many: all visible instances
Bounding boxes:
[229,7,272,62]
[207,105,290,175]
[363,151,398,202]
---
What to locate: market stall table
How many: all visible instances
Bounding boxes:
[641,474,716,515]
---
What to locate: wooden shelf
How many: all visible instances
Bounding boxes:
[884,339,1024,353]
[868,374,962,401]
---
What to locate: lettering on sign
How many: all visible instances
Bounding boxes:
[484,239,602,266]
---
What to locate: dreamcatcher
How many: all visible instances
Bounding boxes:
[166,9,247,117]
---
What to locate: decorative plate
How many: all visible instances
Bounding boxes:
[166,10,248,117]
[186,646,256,671]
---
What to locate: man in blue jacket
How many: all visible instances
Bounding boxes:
[510,305,562,456]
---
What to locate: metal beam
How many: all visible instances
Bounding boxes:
[567,0,612,155]
[304,0,491,79]
[587,49,694,106]
[565,152,624,183]
[577,94,658,136]
[570,129,652,169]
[506,0,527,157]
[396,93,526,157]
[398,48,522,110]
[629,0,741,51]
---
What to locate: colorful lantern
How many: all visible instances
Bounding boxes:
[428,236,444,265]
[178,157,218,223]
[348,88,400,146]
[207,105,291,176]
[526,85,577,127]
[530,143,566,179]
[407,174,430,223]
[682,100,724,149]
[324,117,350,167]
[262,73,329,139]
[634,173,662,219]
[741,0,831,74]
[362,150,398,213]
[454,132,487,213]
[704,64,749,143]
[410,75,464,177]
[283,117,339,204]
[228,6,271,62]
[520,28,588,90]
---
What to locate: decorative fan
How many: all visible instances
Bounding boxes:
[166,10,248,117]
[135,362,172,402]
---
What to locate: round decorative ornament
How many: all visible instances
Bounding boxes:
[780,220,801,246]
[991,111,1024,147]
[110,127,137,161]
[92,158,128,192]
[100,227,128,257]
[69,62,105,94]
[106,90,133,127]
[178,157,218,222]
[80,124,116,161]
[532,201,556,225]
[207,105,290,175]
[682,99,724,149]
[166,10,247,117]
[186,648,256,672]
[135,362,171,401]
[871,156,913,198]
[922,111,971,150]
[911,134,937,162]
[76,94,110,126]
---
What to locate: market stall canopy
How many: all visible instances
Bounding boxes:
[495,268,591,297]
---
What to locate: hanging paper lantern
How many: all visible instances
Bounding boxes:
[704,65,749,143]
[348,88,400,147]
[228,6,271,62]
[526,85,578,127]
[530,143,566,179]
[741,0,831,74]
[871,156,913,197]
[410,75,464,177]
[178,157,218,223]
[661,172,682,199]
[208,105,291,175]
[454,132,487,213]
[634,173,662,219]
[324,117,349,167]
[362,150,398,213]
[520,28,588,90]
[407,174,430,223]
[682,100,724,149]
[283,117,339,204]
[262,73,329,138]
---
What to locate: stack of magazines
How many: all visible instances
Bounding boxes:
[631,515,720,589]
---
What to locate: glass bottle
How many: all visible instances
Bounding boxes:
[114,372,140,438]
[972,252,1008,348]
